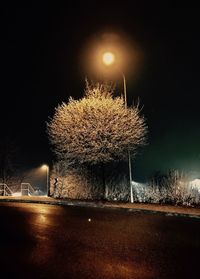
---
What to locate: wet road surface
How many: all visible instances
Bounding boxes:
[0,202,199,279]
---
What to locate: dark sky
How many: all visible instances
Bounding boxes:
[1,3,200,182]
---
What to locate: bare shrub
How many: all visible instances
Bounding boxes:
[50,161,102,200]
[50,160,131,201]
[132,170,200,206]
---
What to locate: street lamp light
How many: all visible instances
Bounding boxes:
[102,52,115,66]
[41,164,49,196]
[102,51,134,203]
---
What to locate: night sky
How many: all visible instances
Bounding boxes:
[1,3,200,182]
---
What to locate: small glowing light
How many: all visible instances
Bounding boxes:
[102,52,115,66]
[41,164,48,170]
[88,218,91,222]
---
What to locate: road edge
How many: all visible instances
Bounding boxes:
[0,197,200,219]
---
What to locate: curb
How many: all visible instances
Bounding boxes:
[0,197,200,219]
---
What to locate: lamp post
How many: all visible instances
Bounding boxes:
[41,164,49,196]
[102,52,134,203]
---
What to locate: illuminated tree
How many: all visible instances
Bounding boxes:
[47,82,147,167]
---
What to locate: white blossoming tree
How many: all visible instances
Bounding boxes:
[47,82,147,198]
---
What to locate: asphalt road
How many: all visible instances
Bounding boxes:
[0,202,199,279]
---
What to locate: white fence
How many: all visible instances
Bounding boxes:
[20,183,35,196]
[0,183,13,196]
[0,183,35,196]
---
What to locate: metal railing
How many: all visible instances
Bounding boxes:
[0,183,13,196]
[21,183,35,196]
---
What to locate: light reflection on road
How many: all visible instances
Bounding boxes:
[0,202,199,279]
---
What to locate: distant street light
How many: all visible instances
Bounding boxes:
[102,51,133,203]
[41,164,49,196]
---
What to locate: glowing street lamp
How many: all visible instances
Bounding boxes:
[102,51,133,203]
[41,164,49,196]
[102,52,115,66]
